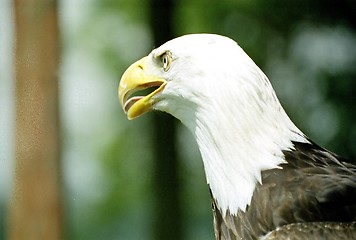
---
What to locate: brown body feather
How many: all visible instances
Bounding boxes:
[211,141,356,239]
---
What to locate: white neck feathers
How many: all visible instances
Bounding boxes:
[184,70,307,216]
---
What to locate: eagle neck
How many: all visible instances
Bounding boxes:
[186,91,308,216]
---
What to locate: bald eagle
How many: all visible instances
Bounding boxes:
[118,34,356,239]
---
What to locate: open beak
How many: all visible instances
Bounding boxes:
[118,57,167,120]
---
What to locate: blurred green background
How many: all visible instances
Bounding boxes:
[1,0,355,239]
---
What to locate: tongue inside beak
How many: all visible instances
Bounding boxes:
[122,82,164,114]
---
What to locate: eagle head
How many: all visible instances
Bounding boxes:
[119,34,272,124]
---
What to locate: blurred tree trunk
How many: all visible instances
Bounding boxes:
[149,0,183,240]
[8,0,62,239]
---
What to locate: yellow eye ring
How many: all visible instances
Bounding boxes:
[161,51,172,71]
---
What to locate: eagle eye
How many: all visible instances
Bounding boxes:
[160,51,172,72]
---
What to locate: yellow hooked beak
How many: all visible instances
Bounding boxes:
[118,57,167,120]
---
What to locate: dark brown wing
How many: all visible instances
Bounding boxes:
[262,222,356,240]
[211,141,356,240]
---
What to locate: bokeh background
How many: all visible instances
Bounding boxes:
[1,0,356,239]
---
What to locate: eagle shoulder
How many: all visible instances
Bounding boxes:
[211,142,356,240]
